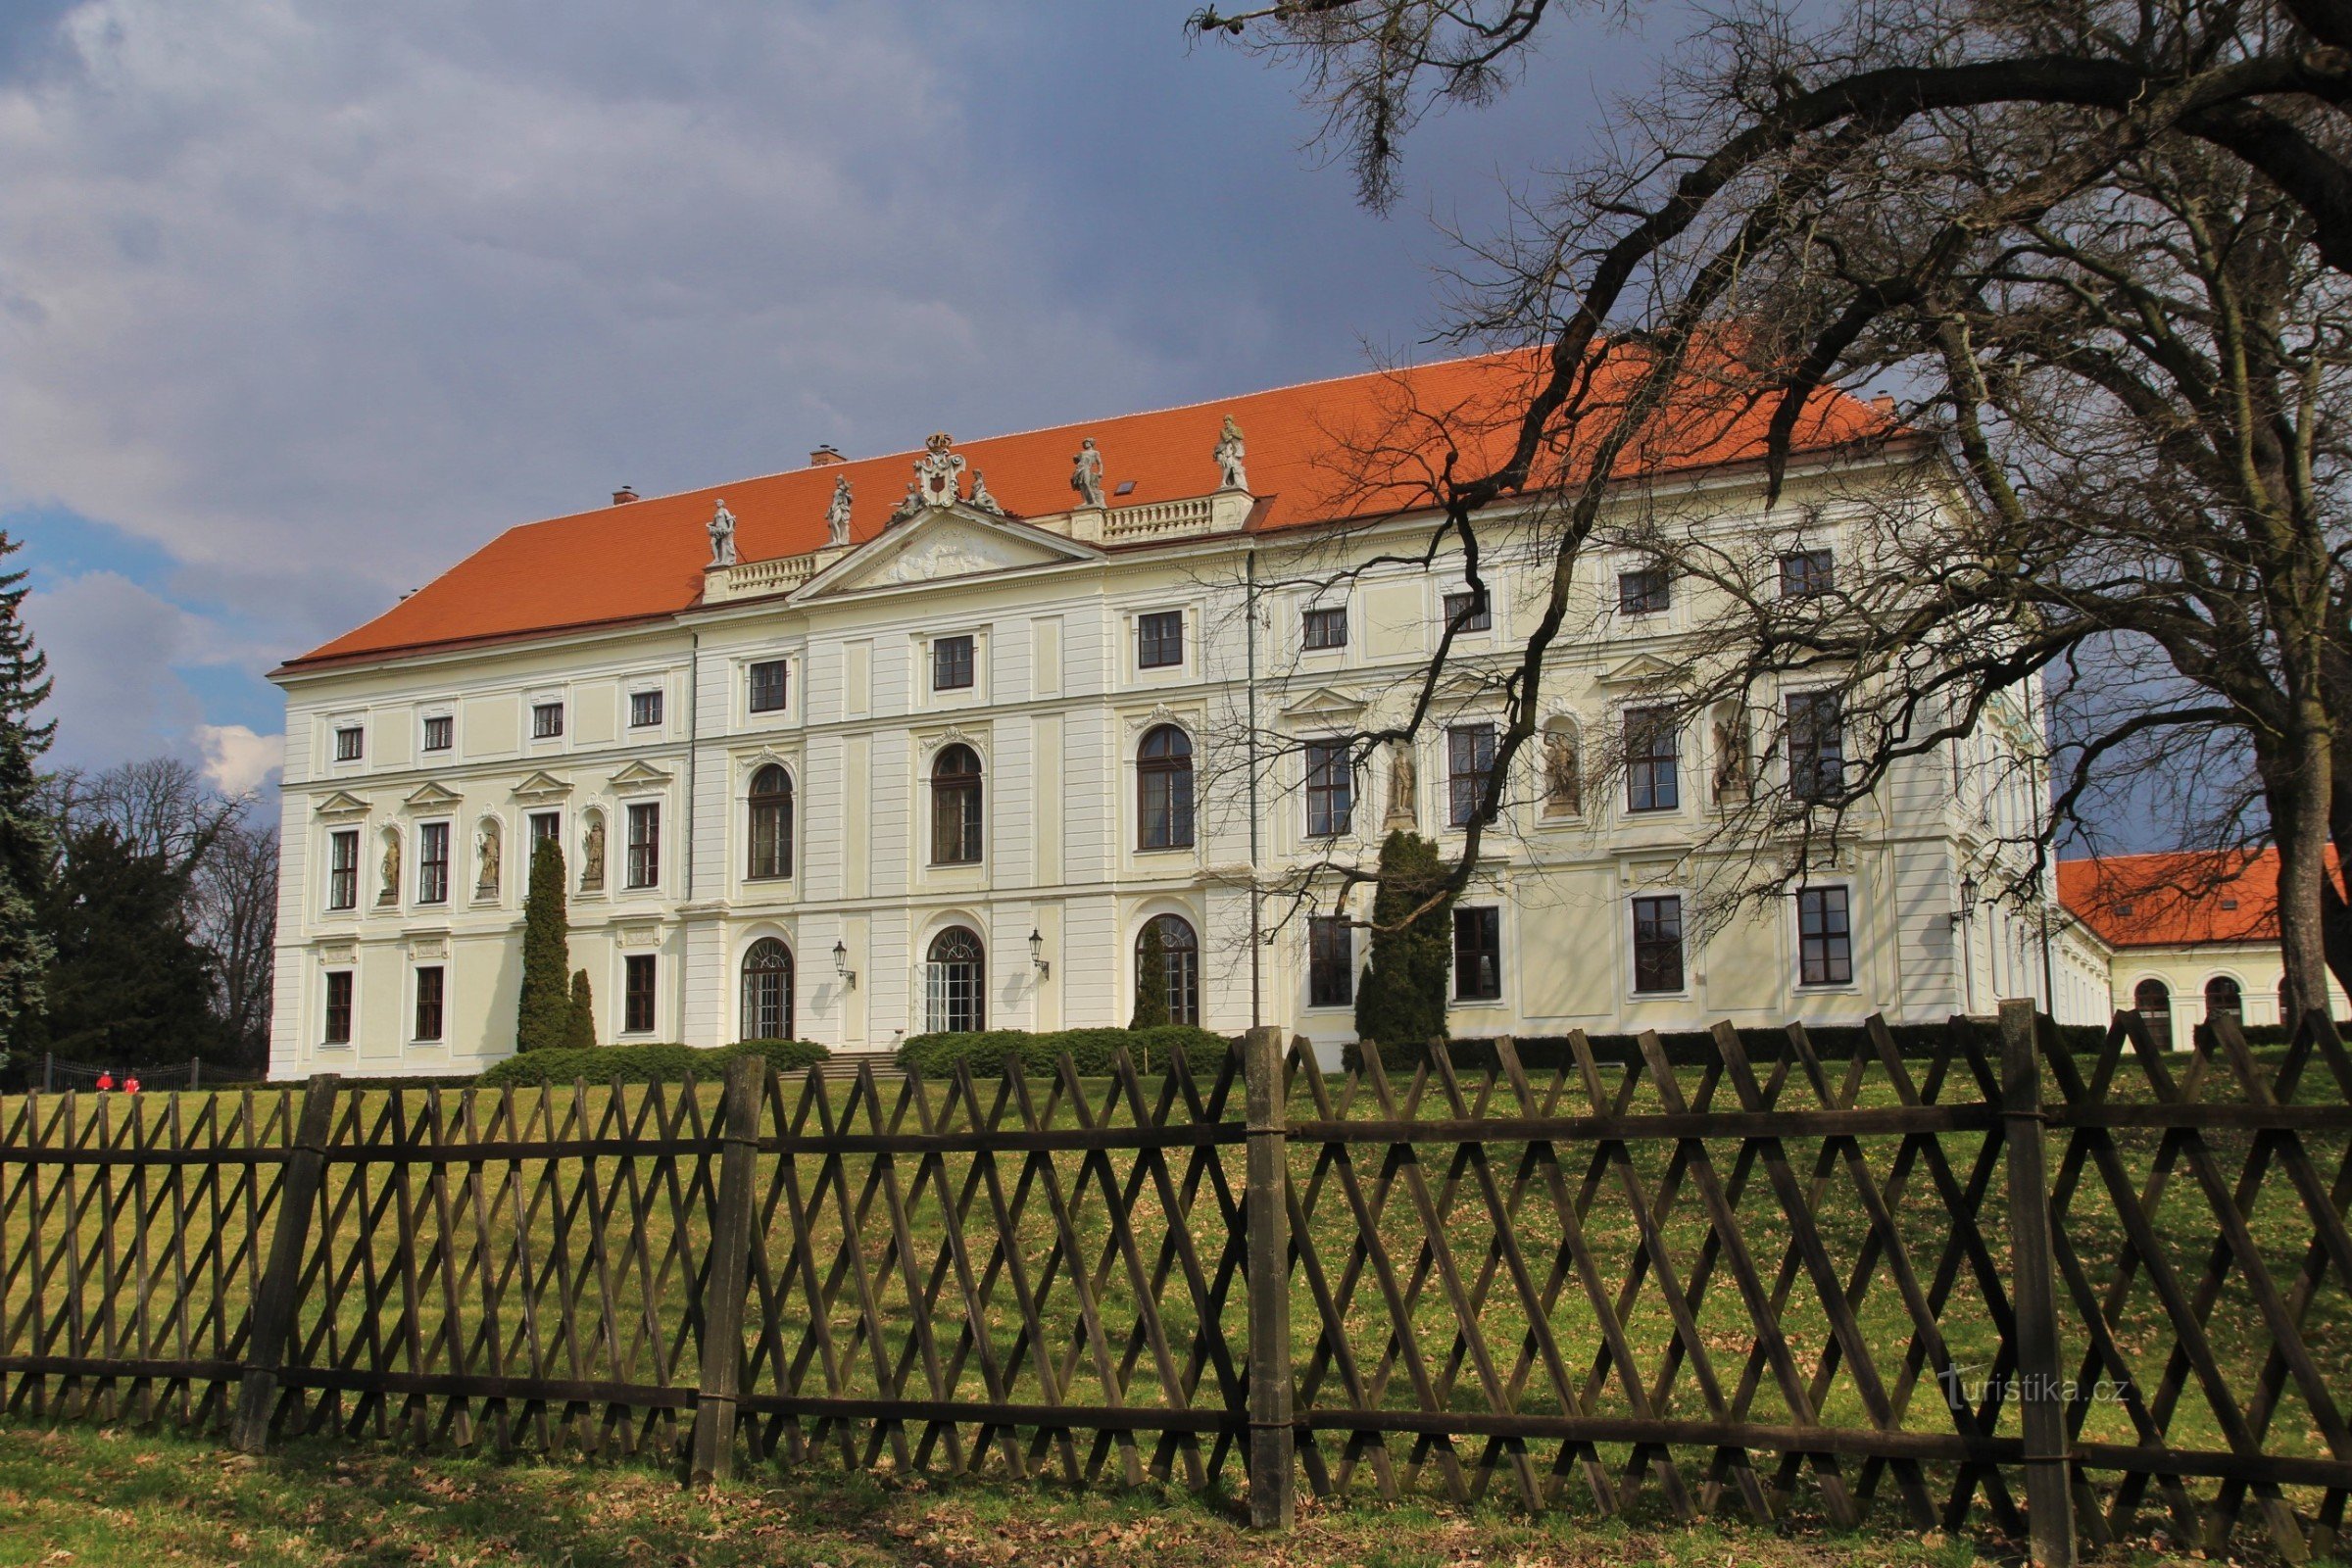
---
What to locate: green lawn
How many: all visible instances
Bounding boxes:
[0,1423,2021,1567]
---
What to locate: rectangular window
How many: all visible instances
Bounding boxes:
[421,715,453,752]
[1618,568,1670,615]
[1137,610,1185,669]
[417,821,451,905]
[1304,741,1353,838]
[1797,886,1853,986]
[1453,906,1503,1001]
[1307,916,1353,1007]
[932,635,975,691]
[531,702,564,740]
[1301,606,1348,650]
[528,811,561,849]
[1780,549,1836,599]
[413,966,445,1042]
[1625,708,1680,811]
[327,829,360,911]
[625,802,661,889]
[630,689,663,728]
[323,971,354,1045]
[1787,690,1844,802]
[1446,724,1496,828]
[333,725,364,762]
[1632,895,1685,994]
[748,660,789,713]
[1442,588,1491,632]
[623,955,657,1034]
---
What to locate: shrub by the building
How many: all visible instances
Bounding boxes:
[895,1025,1228,1079]
[1342,1019,2118,1075]
[1130,921,1172,1030]
[478,1038,828,1088]
[1352,831,1452,1054]
[514,840,571,1054]
[565,969,598,1051]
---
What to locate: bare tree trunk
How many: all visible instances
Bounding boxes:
[2270,717,2336,1025]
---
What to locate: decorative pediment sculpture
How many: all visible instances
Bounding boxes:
[708,498,738,567]
[1070,438,1105,508]
[825,474,853,547]
[1214,415,1248,491]
[967,469,1006,516]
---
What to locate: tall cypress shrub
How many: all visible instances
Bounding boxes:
[1130,919,1171,1029]
[1352,830,1453,1054]
[515,838,570,1053]
[0,532,54,1052]
[565,969,598,1050]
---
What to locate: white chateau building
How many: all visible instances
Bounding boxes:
[268,352,2084,1079]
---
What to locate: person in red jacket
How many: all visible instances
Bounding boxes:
[122,1075,141,1095]
[94,1071,115,1093]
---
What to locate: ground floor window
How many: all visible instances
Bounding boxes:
[1796,887,1852,986]
[926,927,985,1034]
[1137,914,1200,1026]
[1632,896,1685,994]
[324,971,353,1045]
[1308,916,1353,1008]
[413,966,444,1042]
[2204,974,2242,1021]
[624,955,658,1035]
[741,940,793,1041]
[1452,906,1502,1001]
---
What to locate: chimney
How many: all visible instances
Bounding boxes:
[612,485,639,505]
[808,445,845,466]
[1868,394,1896,417]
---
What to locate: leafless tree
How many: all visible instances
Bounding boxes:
[190,812,276,1062]
[1201,0,2352,1017]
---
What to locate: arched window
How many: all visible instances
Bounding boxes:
[931,745,983,864]
[2204,975,2242,1020]
[2133,978,2171,1018]
[1137,913,1200,1026]
[1137,725,1195,850]
[925,926,985,1033]
[740,939,794,1042]
[747,764,794,880]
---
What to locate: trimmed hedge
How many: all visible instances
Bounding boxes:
[895,1026,1229,1078]
[477,1039,829,1088]
[1342,1020,2116,1075]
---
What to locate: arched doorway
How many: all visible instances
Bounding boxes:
[925,926,985,1033]
[741,938,794,1042]
[1136,913,1200,1026]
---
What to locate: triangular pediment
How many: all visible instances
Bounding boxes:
[1279,686,1368,726]
[314,790,370,819]
[609,760,673,790]
[1598,652,1687,687]
[512,771,571,802]
[793,504,1101,601]
[403,781,463,811]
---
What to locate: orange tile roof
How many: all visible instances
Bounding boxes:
[281,347,1891,671]
[2058,848,2341,948]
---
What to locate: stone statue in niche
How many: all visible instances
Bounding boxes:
[1070,438,1105,508]
[825,475,853,547]
[378,829,401,906]
[1713,707,1752,804]
[475,818,501,899]
[1384,739,1418,829]
[580,812,606,891]
[1214,415,1249,491]
[966,469,1005,515]
[1543,727,1583,815]
[708,498,738,567]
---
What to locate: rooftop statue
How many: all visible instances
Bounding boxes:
[708,498,738,567]
[1214,415,1249,491]
[1071,438,1105,508]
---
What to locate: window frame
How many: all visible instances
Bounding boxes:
[623,954,658,1035]
[1136,610,1185,670]
[1301,605,1348,651]
[1136,725,1196,851]
[1303,741,1353,838]
[1786,689,1845,803]
[323,970,354,1046]
[1446,723,1497,828]
[333,724,365,763]
[1779,548,1836,599]
[740,939,794,1042]
[624,801,661,890]
[531,701,565,741]
[1137,914,1201,1027]
[1624,707,1681,812]
[420,714,454,753]
[326,828,360,911]
[1307,916,1354,1009]
[748,659,790,714]
[931,634,976,693]
[1452,906,1503,1002]
[629,688,664,729]
[1441,587,1492,633]
[1795,885,1854,987]
[416,820,452,906]
[1631,894,1686,995]
[413,965,445,1043]
[746,764,795,880]
[924,926,986,1034]
[1617,567,1671,616]
[930,744,985,865]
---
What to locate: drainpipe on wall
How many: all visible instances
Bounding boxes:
[1247,547,1262,1029]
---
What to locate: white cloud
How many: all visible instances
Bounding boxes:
[24,569,204,765]
[196,723,284,798]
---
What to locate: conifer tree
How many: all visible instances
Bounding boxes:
[1129,918,1171,1030]
[0,532,55,1052]
[515,838,570,1053]
[1352,830,1452,1054]
[565,969,598,1050]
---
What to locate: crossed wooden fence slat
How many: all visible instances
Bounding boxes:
[5,1004,2351,1564]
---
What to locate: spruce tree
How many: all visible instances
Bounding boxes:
[0,532,55,1052]
[36,824,221,1063]
[515,838,571,1053]
[1130,919,1171,1030]
[1352,831,1453,1054]
[565,969,598,1050]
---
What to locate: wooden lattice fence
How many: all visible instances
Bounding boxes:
[3,1002,2349,1565]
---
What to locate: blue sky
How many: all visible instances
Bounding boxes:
[0,0,1651,793]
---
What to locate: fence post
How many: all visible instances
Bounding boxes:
[691,1054,764,1485]
[1999,1001,2077,1568]
[230,1072,339,1454]
[1242,1025,1295,1530]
